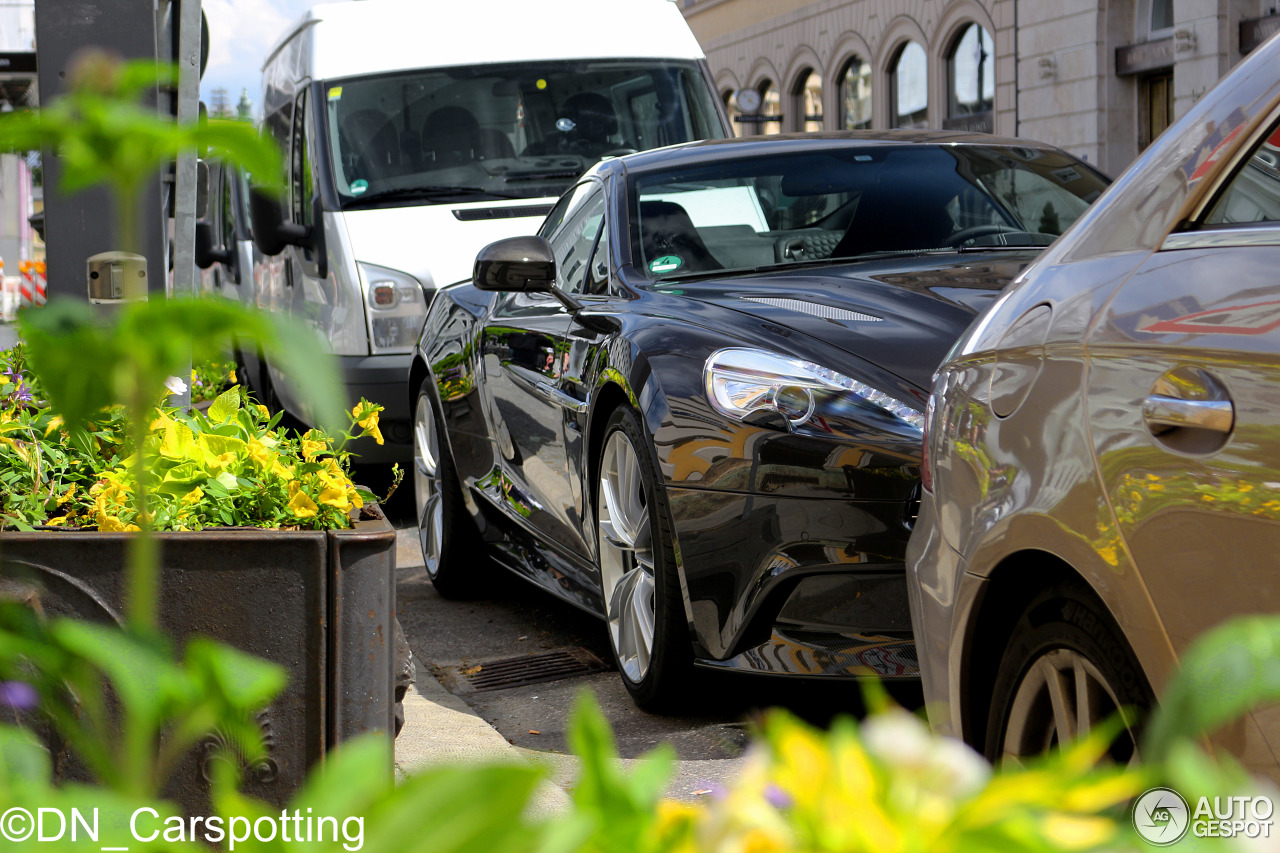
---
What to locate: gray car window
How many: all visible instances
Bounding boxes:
[1204,123,1280,226]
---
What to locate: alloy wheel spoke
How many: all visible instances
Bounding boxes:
[1040,656,1077,743]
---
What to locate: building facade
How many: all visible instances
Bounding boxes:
[680,0,1280,175]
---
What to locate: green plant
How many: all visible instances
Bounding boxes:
[189,357,236,404]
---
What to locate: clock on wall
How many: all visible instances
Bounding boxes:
[734,88,762,114]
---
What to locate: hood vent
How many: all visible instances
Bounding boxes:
[744,296,883,324]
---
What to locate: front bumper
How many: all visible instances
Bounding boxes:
[668,485,918,679]
[338,353,414,463]
[904,488,971,736]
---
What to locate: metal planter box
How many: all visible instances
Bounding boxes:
[0,510,397,811]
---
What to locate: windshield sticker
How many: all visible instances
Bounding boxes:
[556,118,576,132]
[649,255,683,274]
[327,86,343,101]
[350,179,369,195]
[536,78,548,90]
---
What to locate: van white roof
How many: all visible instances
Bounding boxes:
[267,0,707,81]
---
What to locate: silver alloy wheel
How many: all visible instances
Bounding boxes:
[1000,647,1126,760]
[413,394,443,576]
[598,430,656,684]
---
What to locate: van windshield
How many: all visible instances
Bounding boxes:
[323,59,726,208]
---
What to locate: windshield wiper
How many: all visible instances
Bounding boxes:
[343,185,524,207]
[504,169,583,182]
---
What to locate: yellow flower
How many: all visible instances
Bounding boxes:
[256,404,270,419]
[55,486,75,507]
[353,403,385,446]
[248,437,272,468]
[300,430,328,460]
[288,489,318,518]
[229,368,238,384]
[181,487,204,506]
[44,415,64,436]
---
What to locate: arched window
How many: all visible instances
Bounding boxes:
[839,57,872,130]
[945,24,994,132]
[891,42,928,128]
[723,89,744,137]
[792,70,823,132]
[759,80,782,135]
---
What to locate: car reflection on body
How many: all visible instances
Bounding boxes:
[408,132,1107,709]
[906,33,1280,775]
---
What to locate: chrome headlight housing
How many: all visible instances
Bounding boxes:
[358,261,432,355]
[704,347,924,435]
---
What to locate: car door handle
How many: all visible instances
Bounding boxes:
[536,381,589,414]
[1142,395,1234,433]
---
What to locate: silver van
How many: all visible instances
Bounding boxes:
[247,0,730,461]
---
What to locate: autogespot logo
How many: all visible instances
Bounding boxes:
[1133,787,1191,846]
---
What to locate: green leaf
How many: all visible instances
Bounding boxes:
[257,312,346,435]
[184,638,287,711]
[18,300,119,431]
[0,725,52,787]
[207,385,242,424]
[1144,616,1280,760]
[50,621,185,728]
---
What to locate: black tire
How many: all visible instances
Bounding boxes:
[985,583,1153,765]
[413,379,488,599]
[594,406,692,710]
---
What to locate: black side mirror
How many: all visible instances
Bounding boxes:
[194,221,234,269]
[248,186,311,257]
[473,236,556,292]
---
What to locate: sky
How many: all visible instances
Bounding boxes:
[199,0,319,114]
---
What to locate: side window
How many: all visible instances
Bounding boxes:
[220,170,237,245]
[584,224,610,296]
[1203,124,1280,227]
[549,191,605,293]
[290,89,314,229]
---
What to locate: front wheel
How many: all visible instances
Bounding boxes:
[596,407,691,710]
[985,585,1153,765]
[414,379,486,598]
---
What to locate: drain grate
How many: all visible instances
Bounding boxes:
[438,647,612,694]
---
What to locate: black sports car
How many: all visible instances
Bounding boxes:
[408,133,1107,709]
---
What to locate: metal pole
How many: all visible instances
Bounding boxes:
[169,0,201,408]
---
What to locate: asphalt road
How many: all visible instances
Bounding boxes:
[376,473,922,799]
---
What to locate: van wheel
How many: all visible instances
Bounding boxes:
[595,406,691,710]
[414,379,486,598]
[985,585,1152,765]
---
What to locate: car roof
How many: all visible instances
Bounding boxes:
[598,130,1074,177]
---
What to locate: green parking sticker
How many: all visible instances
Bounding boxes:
[649,255,683,274]
[350,179,369,195]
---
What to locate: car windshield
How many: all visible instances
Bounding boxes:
[629,144,1108,279]
[323,59,725,208]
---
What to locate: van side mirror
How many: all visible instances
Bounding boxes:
[249,186,312,257]
[194,221,234,269]
[473,236,556,292]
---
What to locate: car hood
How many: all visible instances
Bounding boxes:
[340,199,554,288]
[666,252,1035,390]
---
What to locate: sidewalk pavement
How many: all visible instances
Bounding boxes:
[392,524,574,815]
[394,668,575,817]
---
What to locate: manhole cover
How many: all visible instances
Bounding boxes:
[437,647,612,694]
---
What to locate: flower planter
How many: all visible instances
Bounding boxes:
[0,506,398,813]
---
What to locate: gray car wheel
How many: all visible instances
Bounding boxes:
[986,585,1152,765]
[596,407,691,709]
[413,379,485,598]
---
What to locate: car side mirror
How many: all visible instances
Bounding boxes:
[194,221,234,269]
[249,186,312,257]
[473,236,556,292]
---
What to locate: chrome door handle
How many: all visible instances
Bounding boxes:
[536,381,589,414]
[1142,395,1234,433]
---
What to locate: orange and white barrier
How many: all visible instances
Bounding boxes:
[18,260,46,308]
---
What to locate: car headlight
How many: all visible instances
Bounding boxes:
[704,347,924,433]
[358,262,432,355]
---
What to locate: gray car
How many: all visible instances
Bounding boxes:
[907,32,1280,778]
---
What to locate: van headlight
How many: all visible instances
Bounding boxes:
[358,262,432,354]
[704,347,924,434]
